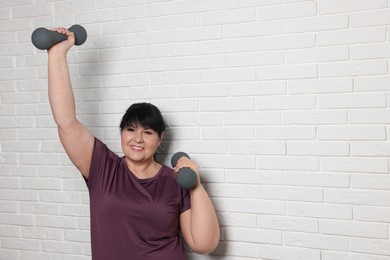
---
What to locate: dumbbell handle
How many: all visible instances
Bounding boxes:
[171,152,197,189]
[31,24,87,50]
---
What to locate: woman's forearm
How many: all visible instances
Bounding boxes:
[189,183,220,254]
[48,52,77,128]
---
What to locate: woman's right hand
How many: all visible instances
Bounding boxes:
[47,27,75,55]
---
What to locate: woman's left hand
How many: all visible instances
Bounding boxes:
[173,156,201,186]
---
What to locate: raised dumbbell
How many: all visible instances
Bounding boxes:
[171,152,198,189]
[31,24,87,50]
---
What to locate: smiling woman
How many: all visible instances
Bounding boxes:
[119,103,165,179]
[46,27,219,260]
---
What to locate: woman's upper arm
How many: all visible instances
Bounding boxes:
[58,119,95,179]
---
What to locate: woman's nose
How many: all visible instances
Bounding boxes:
[134,130,143,142]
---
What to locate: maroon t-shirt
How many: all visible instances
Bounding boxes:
[86,138,191,260]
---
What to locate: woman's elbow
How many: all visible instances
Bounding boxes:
[190,235,220,255]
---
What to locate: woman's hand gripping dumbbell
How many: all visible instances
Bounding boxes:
[171,152,198,189]
[31,24,87,50]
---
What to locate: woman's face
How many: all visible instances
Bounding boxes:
[120,124,162,164]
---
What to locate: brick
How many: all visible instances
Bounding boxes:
[22,227,62,240]
[218,212,257,228]
[351,141,390,156]
[99,47,147,62]
[351,43,390,60]
[20,178,62,190]
[318,126,386,141]
[226,170,284,185]
[321,157,388,173]
[0,177,18,189]
[0,213,34,226]
[287,202,352,220]
[320,219,388,238]
[177,84,228,98]
[258,156,319,171]
[1,238,40,251]
[36,215,78,229]
[354,206,390,223]
[200,97,255,112]
[225,227,282,244]
[317,27,387,47]
[318,93,386,109]
[224,0,280,9]
[285,171,350,188]
[172,55,226,71]
[257,2,317,21]
[202,127,255,140]
[147,42,197,58]
[167,112,223,126]
[228,199,286,215]
[171,0,222,14]
[261,244,320,260]
[255,33,316,51]
[170,26,223,42]
[63,230,90,243]
[198,38,253,55]
[230,81,286,96]
[355,76,390,92]
[262,186,324,202]
[202,68,256,83]
[206,183,260,198]
[258,215,319,233]
[228,141,285,155]
[322,251,390,260]
[257,64,318,80]
[257,95,316,110]
[224,21,282,38]
[351,238,390,256]
[325,189,390,207]
[352,175,390,190]
[319,0,387,15]
[227,51,284,67]
[41,240,84,254]
[283,110,347,125]
[319,60,388,78]
[286,46,349,64]
[351,9,390,27]
[19,202,59,215]
[150,71,201,85]
[202,8,255,25]
[283,15,349,33]
[122,31,170,47]
[256,126,316,140]
[12,4,51,18]
[289,78,353,94]
[150,14,200,30]
[284,232,349,251]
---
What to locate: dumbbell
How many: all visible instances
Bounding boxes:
[31,24,87,50]
[171,152,198,189]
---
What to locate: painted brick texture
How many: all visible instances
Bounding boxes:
[1,0,390,260]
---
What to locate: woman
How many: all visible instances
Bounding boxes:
[47,28,220,260]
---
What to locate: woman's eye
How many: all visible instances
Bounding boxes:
[144,131,153,135]
[127,127,134,132]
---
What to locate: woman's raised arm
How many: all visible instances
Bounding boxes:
[47,28,94,179]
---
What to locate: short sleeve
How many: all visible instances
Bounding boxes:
[86,138,119,191]
[180,188,191,214]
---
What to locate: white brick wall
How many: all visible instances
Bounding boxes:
[1,0,390,259]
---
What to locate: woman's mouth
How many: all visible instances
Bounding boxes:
[131,145,143,151]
